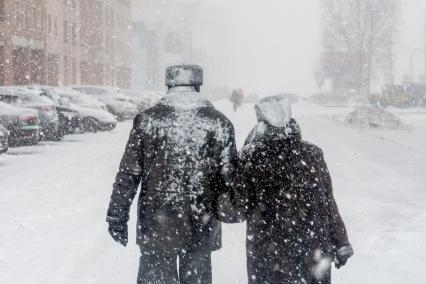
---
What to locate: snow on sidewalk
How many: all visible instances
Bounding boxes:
[0,101,425,283]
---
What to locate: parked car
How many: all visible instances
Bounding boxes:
[403,83,426,107]
[122,89,160,112]
[71,86,138,121]
[0,102,40,146]
[55,87,117,132]
[0,123,9,154]
[0,87,60,140]
[24,85,82,136]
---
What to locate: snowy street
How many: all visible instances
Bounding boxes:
[1,101,426,284]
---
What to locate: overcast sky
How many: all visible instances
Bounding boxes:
[395,0,426,84]
[192,0,321,96]
[133,0,426,96]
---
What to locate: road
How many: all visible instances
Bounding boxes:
[0,101,425,283]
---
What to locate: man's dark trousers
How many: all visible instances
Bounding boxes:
[137,247,212,284]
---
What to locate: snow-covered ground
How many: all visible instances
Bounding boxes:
[1,101,425,283]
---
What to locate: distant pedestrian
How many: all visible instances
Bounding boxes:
[106,65,238,284]
[230,89,244,112]
[234,95,353,284]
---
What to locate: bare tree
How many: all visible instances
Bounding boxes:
[320,0,400,96]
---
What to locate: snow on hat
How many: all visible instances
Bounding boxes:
[255,95,292,128]
[165,65,203,87]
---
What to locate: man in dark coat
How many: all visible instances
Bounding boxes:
[106,65,237,284]
[234,96,353,284]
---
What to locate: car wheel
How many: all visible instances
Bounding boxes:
[52,131,64,141]
[82,118,98,133]
[29,136,39,146]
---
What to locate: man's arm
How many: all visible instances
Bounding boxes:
[106,115,143,246]
[231,146,256,222]
[219,120,238,184]
[215,119,242,223]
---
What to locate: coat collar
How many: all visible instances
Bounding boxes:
[160,88,212,110]
[246,119,302,145]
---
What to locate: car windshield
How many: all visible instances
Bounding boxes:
[15,93,52,106]
[0,94,18,104]
[74,87,108,96]
[42,89,61,103]
[61,94,103,110]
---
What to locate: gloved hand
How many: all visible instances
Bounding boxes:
[216,192,245,224]
[108,223,128,247]
[335,245,354,269]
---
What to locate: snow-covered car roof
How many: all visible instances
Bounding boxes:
[0,87,55,107]
[71,104,117,123]
[70,85,121,96]
[122,89,152,100]
[69,86,139,117]
[55,87,106,110]
[122,89,145,97]
[69,85,128,100]
[0,101,39,116]
[55,87,87,97]
[24,85,62,104]
[122,89,162,105]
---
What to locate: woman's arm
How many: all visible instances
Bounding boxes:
[316,149,353,266]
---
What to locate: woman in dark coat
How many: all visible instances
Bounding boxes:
[234,96,353,284]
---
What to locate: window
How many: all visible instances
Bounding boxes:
[63,56,69,85]
[48,15,52,35]
[47,54,59,86]
[0,0,5,22]
[111,9,115,27]
[71,23,77,46]
[25,8,30,29]
[71,58,77,84]
[41,11,46,30]
[32,7,37,28]
[164,33,183,54]
[14,2,19,24]
[63,21,68,43]
[80,61,88,85]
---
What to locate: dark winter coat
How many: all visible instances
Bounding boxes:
[234,120,352,284]
[106,88,237,253]
[230,90,244,106]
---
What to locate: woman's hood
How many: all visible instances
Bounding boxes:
[255,95,292,128]
[245,119,302,145]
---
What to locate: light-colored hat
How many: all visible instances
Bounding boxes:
[165,65,203,87]
[255,95,292,128]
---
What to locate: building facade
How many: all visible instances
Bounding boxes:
[0,0,46,85]
[132,0,201,91]
[0,0,132,88]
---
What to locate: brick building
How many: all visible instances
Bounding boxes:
[0,0,132,88]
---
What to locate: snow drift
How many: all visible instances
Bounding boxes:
[345,107,403,129]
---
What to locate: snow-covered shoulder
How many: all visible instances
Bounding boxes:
[160,88,213,110]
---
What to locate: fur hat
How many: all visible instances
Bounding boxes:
[165,65,203,87]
